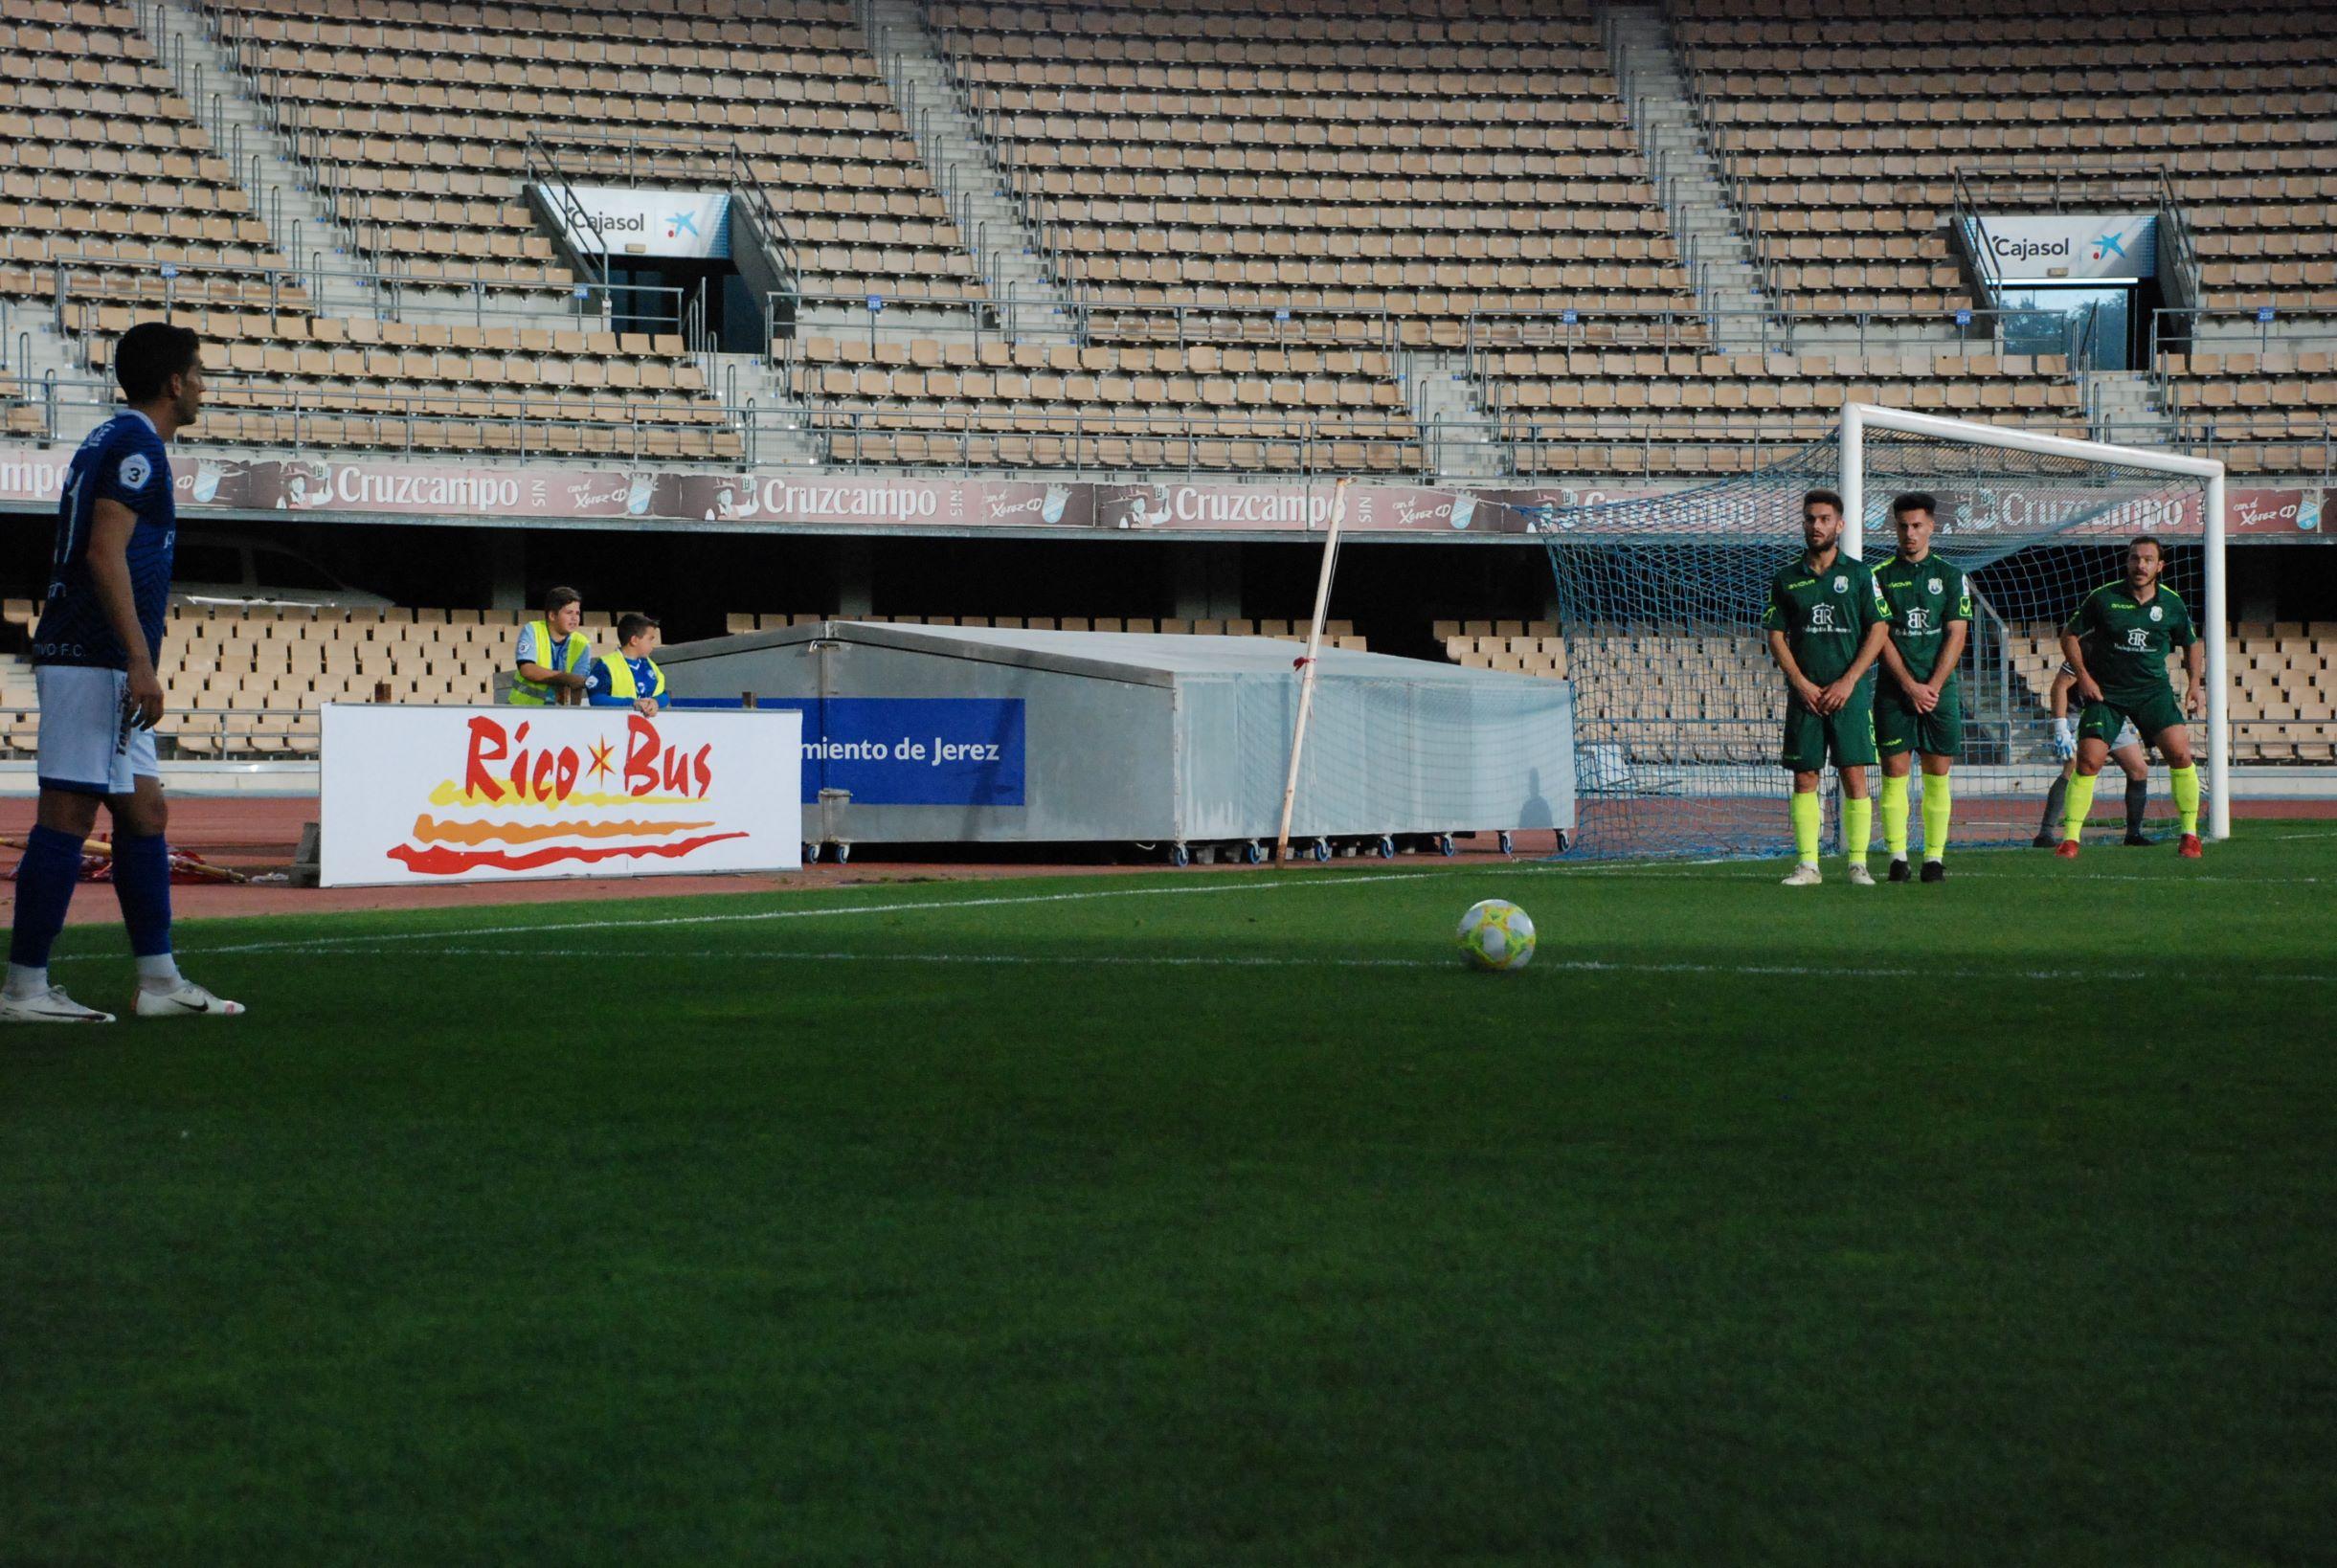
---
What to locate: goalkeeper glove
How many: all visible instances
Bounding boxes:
[2052,717,2077,761]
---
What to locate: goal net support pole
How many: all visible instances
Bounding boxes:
[1275,477,1350,862]
[1841,403,2230,840]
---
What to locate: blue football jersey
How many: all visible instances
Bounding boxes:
[32,412,175,670]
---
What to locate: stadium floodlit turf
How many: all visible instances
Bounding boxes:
[6,826,2335,1566]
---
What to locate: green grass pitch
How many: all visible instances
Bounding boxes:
[6,826,2335,1566]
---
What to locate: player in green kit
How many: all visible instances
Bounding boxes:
[1871,493,1970,884]
[2057,534,2207,859]
[1763,487,1893,886]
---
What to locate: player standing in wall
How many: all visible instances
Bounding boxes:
[1870,493,1970,884]
[1764,488,1893,887]
[4,323,245,1024]
[2056,536,2206,859]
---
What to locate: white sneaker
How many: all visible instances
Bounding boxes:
[133,980,246,1019]
[1780,862,1823,886]
[1847,862,1876,886]
[0,986,117,1024]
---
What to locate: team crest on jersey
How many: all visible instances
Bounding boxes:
[1832,574,1847,593]
[1927,576,1942,595]
[2149,604,2164,621]
[119,453,151,491]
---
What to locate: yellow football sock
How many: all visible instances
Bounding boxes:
[1790,790,1822,863]
[1843,795,1873,864]
[2170,764,2200,836]
[2062,773,2099,843]
[1879,773,1911,858]
[1921,773,1952,862]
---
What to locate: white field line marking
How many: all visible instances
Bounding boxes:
[176,943,2337,988]
[181,862,1593,959]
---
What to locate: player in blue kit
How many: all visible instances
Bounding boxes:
[4,323,244,1023]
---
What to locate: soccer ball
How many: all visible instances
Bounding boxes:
[1456,899,1536,972]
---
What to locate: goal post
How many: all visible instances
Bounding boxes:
[1517,405,2230,860]
[1840,404,2230,840]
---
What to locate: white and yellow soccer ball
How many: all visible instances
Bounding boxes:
[1456,899,1536,972]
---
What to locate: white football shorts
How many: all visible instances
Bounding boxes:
[35,664,160,795]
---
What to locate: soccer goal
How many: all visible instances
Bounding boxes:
[1507,404,2227,859]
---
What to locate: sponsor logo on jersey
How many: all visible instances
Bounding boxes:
[119,453,151,491]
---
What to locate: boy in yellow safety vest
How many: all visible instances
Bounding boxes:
[584,613,666,716]
[511,586,592,706]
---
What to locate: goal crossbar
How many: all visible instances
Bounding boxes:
[1840,403,2230,840]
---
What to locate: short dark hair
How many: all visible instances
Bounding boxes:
[1892,492,1938,522]
[544,586,582,616]
[115,321,200,403]
[2127,534,2165,556]
[617,612,660,645]
[1802,488,1844,516]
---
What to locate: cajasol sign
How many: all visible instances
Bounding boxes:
[534,184,732,261]
[1966,212,2158,280]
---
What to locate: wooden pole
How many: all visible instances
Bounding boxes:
[1274,477,1349,863]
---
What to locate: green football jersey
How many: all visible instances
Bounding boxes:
[1876,552,1973,683]
[1762,552,1890,684]
[2065,581,2196,702]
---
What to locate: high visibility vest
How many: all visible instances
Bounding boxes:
[510,620,590,705]
[602,655,666,702]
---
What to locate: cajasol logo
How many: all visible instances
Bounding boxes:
[1991,235,2070,261]
[664,210,700,241]
[2091,230,2129,262]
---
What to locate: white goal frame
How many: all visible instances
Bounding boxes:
[1840,403,2230,840]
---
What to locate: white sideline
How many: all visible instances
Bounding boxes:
[193,942,2337,988]
[180,862,1584,958]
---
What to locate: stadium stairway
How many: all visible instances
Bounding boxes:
[1,314,84,439]
[141,0,376,319]
[862,0,1081,342]
[713,349,824,469]
[1409,351,1507,481]
[2088,369,2181,452]
[1604,5,1774,353]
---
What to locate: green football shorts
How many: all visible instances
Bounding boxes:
[1781,687,1878,772]
[1874,681,1964,759]
[2079,686,2186,749]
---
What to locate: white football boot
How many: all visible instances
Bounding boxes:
[0,986,117,1024]
[1846,862,1877,886]
[133,979,246,1019]
[1780,862,1824,887]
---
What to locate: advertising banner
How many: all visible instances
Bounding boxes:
[532,184,732,260]
[320,705,802,886]
[755,697,1027,806]
[0,449,2311,540]
[1967,213,2158,280]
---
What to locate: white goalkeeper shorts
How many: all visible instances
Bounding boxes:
[35,664,160,796]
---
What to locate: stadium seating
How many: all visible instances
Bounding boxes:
[75,300,741,457]
[0,3,281,306]
[1671,1,2337,316]
[201,0,982,301]
[1475,345,2089,475]
[931,0,1700,339]
[789,333,1419,469]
